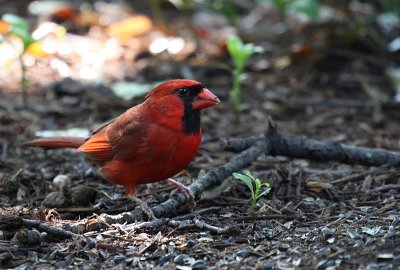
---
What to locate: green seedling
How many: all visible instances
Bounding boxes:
[233,171,271,209]
[226,35,263,114]
[1,14,36,104]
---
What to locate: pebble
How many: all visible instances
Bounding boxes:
[321,227,334,236]
[174,254,194,265]
[277,243,289,251]
[113,256,127,263]
[236,250,251,258]
[315,247,331,257]
[198,237,213,242]
[52,174,71,190]
[186,239,197,247]
[226,236,236,244]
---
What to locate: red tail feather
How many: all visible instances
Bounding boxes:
[22,137,86,149]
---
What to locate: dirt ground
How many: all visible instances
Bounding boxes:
[1,1,400,269]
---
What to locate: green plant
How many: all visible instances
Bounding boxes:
[233,171,271,209]
[1,14,36,104]
[226,35,263,114]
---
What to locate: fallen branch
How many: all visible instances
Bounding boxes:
[223,119,400,167]
[264,126,400,167]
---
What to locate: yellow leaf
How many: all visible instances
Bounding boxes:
[26,41,49,58]
[0,20,10,34]
[107,15,152,43]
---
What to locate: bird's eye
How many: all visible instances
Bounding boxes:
[178,87,190,96]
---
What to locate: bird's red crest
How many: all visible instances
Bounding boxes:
[145,79,201,99]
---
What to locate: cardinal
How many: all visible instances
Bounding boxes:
[23,79,220,219]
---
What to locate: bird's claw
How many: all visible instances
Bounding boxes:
[167,178,196,210]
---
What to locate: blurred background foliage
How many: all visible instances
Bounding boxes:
[0,0,399,106]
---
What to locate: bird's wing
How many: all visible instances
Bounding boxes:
[78,129,114,162]
[78,106,146,162]
[106,107,147,160]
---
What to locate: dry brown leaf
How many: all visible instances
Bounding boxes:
[306,181,334,192]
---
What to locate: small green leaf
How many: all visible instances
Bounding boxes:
[254,178,261,197]
[238,73,247,82]
[233,172,254,198]
[258,184,271,199]
[226,35,264,71]
[226,35,264,113]
[251,45,264,54]
[226,36,244,70]
[234,171,271,209]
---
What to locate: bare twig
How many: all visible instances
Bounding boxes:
[193,218,238,234]
[231,214,299,222]
[370,184,400,193]
[21,218,78,239]
[168,218,239,234]
[329,172,370,185]
[124,218,168,232]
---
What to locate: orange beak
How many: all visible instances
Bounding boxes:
[192,88,220,110]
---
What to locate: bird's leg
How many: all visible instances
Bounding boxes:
[128,195,157,220]
[167,178,196,209]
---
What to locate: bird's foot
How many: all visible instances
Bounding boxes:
[129,195,157,221]
[167,178,196,210]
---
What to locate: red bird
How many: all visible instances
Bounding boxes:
[24,79,220,218]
